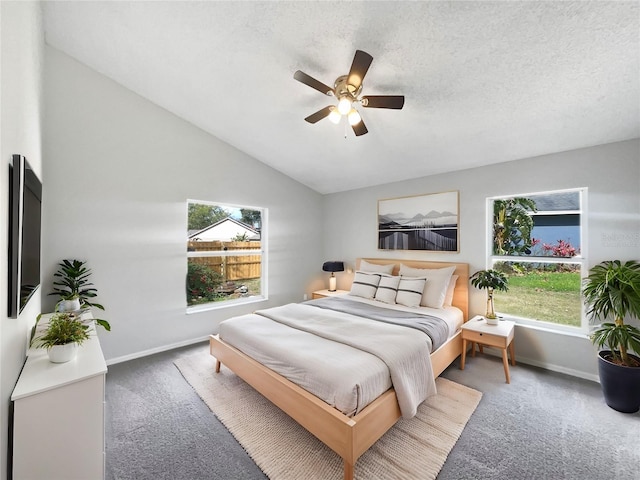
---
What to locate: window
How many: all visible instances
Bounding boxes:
[187,200,266,311]
[488,189,586,331]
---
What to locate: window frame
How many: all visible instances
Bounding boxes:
[186,199,268,314]
[486,188,588,334]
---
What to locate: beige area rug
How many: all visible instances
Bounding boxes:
[175,352,482,480]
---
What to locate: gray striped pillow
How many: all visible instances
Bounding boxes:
[348,271,382,299]
[396,277,427,308]
[374,275,401,304]
[399,264,456,308]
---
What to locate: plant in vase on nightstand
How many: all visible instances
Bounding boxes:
[583,259,640,413]
[470,269,509,325]
[49,259,110,331]
[31,312,90,363]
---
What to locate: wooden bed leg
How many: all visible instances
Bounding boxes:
[215,359,221,373]
[343,460,354,480]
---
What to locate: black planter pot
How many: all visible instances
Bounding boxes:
[597,350,640,413]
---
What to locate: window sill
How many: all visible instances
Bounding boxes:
[500,314,588,338]
[186,295,267,315]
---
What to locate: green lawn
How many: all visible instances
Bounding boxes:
[494,271,582,327]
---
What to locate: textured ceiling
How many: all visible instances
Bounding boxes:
[43,1,640,194]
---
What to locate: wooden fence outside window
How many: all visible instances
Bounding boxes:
[188,241,261,281]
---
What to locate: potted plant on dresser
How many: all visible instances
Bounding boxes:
[583,259,640,413]
[49,259,110,331]
[31,312,90,363]
[470,269,509,325]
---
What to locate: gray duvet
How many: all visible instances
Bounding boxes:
[306,296,450,350]
[218,299,445,418]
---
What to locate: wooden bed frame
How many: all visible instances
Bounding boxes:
[209,259,469,480]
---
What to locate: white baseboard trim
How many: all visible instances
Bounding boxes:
[477,348,599,383]
[516,355,600,383]
[107,335,601,384]
[106,335,210,366]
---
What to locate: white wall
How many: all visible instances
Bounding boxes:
[3,7,634,478]
[43,47,325,362]
[0,2,44,478]
[324,139,640,380]
[41,41,640,379]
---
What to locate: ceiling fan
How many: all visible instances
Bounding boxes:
[294,50,405,137]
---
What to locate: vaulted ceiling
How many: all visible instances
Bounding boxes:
[43,1,639,194]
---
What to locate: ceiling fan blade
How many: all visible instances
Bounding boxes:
[294,70,334,96]
[304,106,333,124]
[362,95,405,109]
[347,50,373,91]
[351,118,368,137]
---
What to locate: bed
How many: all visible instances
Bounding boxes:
[210,258,469,480]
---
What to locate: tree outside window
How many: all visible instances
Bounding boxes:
[490,189,585,329]
[187,201,266,311]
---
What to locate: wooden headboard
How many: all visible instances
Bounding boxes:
[356,258,469,322]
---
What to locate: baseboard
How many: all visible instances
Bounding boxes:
[517,355,600,383]
[107,335,600,384]
[477,347,599,383]
[106,335,210,365]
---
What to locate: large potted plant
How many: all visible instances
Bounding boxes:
[49,259,110,331]
[583,259,640,413]
[470,269,509,325]
[31,312,90,363]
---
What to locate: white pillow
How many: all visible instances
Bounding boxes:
[359,259,395,274]
[398,264,456,309]
[349,271,381,299]
[374,275,401,304]
[395,277,427,308]
[444,275,458,307]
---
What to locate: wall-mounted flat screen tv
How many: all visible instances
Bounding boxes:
[8,154,42,318]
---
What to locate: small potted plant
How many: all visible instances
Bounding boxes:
[31,312,90,363]
[49,259,110,331]
[470,269,509,325]
[583,259,640,413]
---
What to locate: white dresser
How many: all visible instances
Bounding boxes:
[11,314,107,480]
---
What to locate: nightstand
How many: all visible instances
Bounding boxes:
[460,316,516,383]
[312,289,349,299]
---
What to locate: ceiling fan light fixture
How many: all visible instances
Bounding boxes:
[337,96,352,115]
[294,50,403,137]
[328,107,341,124]
[348,108,362,126]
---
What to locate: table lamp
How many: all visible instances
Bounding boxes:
[322,261,344,292]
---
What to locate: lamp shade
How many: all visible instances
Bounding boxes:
[322,261,345,273]
[348,109,362,126]
[337,97,352,115]
[328,107,341,124]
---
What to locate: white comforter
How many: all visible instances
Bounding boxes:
[253,303,437,418]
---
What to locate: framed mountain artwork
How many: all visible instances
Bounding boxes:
[378,191,459,252]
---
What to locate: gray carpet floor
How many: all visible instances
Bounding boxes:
[105,342,638,480]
